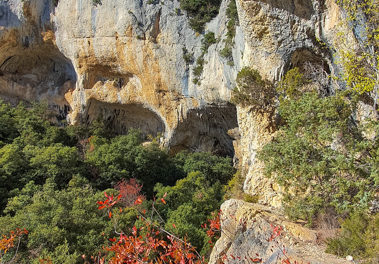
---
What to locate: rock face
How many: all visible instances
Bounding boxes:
[0,0,76,118]
[209,199,348,264]
[0,1,358,263]
[53,0,245,156]
[0,0,242,155]
[233,0,357,207]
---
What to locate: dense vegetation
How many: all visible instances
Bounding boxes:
[259,86,378,224]
[0,100,235,263]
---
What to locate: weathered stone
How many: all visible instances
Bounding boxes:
[209,199,348,264]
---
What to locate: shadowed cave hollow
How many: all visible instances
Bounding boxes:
[84,100,238,157]
[84,99,166,138]
[169,104,238,157]
[0,49,76,119]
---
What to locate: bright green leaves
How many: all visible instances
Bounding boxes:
[338,50,377,94]
[326,212,379,260]
[85,131,181,194]
[154,171,225,254]
[277,68,309,100]
[0,177,113,263]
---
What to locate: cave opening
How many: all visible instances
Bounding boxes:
[168,103,239,157]
[286,48,332,95]
[0,49,76,119]
[84,99,166,139]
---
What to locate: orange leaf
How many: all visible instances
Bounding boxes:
[160,198,166,204]
[108,211,112,218]
[134,197,143,205]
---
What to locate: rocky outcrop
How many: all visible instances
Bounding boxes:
[209,199,348,264]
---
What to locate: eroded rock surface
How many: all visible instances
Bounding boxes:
[0,0,243,153]
[0,0,75,117]
[209,199,348,264]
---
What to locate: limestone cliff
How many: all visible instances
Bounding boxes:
[0,0,361,263]
[0,0,242,155]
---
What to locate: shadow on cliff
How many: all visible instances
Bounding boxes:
[83,99,166,139]
[169,103,238,157]
[0,4,21,27]
[0,48,77,120]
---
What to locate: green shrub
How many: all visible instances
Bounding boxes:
[192,57,205,84]
[258,91,378,224]
[154,171,227,254]
[183,48,194,64]
[201,32,217,53]
[276,67,309,100]
[179,0,222,32]
[327,212,379,263]
[224,171,244,199]
[220,45,233,62]
[231,67,276,112]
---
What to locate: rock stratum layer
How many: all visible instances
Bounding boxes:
[0,0,357,263]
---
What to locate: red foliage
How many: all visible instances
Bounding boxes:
[106,224,204,264]
[0,228,28,262]
[268,224,283,242]
[96,179,298,264]
[202,211,221,247]
[115,179,145,208]
[97,179,204,263]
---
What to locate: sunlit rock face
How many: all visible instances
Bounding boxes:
[0,0,242,154]
[208,199,349,264]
